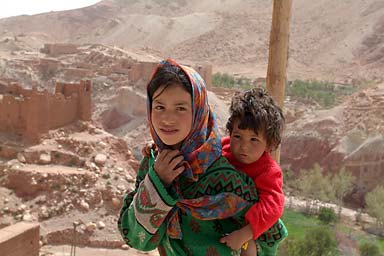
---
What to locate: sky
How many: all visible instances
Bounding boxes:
[0,0,101,19]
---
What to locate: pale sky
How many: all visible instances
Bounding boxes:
[0,0,101,19]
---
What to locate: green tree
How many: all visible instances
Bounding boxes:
[282,168,296,190]
[297,164,333,214]
[365,185,384,229]
[330,167,356,218]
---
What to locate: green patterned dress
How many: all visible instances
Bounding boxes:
[118,155,258,255]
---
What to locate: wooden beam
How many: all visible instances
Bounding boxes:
[266,0,293,163]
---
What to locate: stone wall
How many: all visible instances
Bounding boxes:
[129,61,158,85]
[0,222,40,256]
[0,80,91,143]
[128,61,213,89]
[41,43,79,56]
[343,136,384,206]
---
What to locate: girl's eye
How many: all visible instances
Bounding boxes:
[251,138,259,143]
[177,107,187,111]
[233,135,240,139]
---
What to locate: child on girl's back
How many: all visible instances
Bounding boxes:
[220,88,288,256]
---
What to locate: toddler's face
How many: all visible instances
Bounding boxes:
[151,83,192,149]
[230,119,269,164]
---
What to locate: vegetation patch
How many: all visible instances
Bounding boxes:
[212,74,371,109]
[286,79,359,108]
[212,72,253,90]
[279,209,384,256]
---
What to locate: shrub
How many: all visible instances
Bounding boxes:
[359,242,380,256]
[318,207,337,224]
[284,226,338,256]
[212,72,253,89]
[286,79,358,108]
[365,185,384,229]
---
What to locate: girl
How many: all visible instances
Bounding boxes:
[118,59,258,255]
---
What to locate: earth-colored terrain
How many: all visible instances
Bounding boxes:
[0,0,383,255]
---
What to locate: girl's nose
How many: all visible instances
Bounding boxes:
[161,115,176,125]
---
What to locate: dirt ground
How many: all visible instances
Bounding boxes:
[40,245,159,256]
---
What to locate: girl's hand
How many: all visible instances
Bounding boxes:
[153,149,185,186]
[142,142,157,157]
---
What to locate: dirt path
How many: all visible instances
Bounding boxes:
[285,195,375,224]
[40,245,159,256]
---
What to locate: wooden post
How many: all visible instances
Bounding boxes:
[266,0,293,163]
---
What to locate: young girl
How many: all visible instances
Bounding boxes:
[118,59,258,255]
[220,88,288,256]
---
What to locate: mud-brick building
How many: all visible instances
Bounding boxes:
[0,80,91,143]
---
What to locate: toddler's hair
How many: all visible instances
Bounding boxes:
[226,87,284,150]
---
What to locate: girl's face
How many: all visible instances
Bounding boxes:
[151,83,192,149]
[230,119,269,164]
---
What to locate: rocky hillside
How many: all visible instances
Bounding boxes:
[281,82,384,207]
[1,0,384,81]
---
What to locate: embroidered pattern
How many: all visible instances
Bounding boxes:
[190,219,200,233]
[257,219,288,247]
[206,245,219,256]
[138,231,146,243]
[133,175,172,234]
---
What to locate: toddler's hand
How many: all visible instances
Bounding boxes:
[220,230,247,251]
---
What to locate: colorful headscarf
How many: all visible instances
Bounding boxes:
[147,58,222,181]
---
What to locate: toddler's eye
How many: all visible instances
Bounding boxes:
[154,106,164,111]
[177,107,187,111]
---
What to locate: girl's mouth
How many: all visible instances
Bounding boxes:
[160,128,178,134]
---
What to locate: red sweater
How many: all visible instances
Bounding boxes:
[221,136,285,240]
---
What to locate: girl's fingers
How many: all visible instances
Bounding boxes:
[141,145,152,157]
[172,166,185,176]
[163,150,182,163]
[156,149,171,162]
[154,150,184,184]
[169,155,185,170]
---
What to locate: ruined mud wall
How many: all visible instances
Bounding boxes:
[0,80,91,143]
[343,136,384,206]
[129,62,158,84]
[56,80,92,121]
[41,43,79,56]
[0,95,26,135]
[129,62,213,89]
[48,94,78,130]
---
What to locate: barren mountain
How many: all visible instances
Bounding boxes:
[1,0,384,81]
